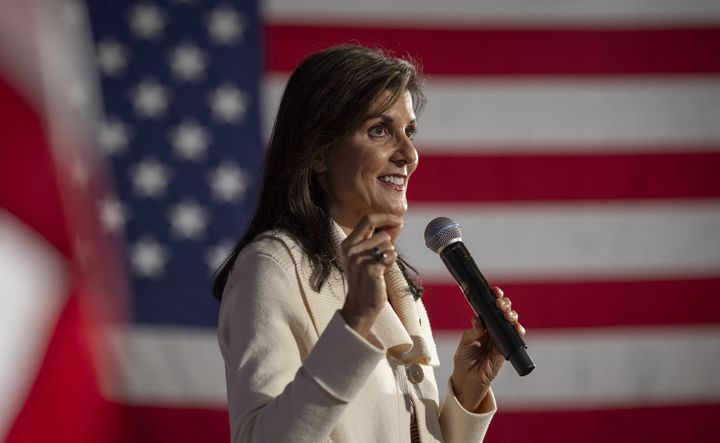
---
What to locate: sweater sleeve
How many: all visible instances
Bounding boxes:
[439,378,496,442]
[218,247,385,443]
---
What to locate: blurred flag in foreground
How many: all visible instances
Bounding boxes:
[0,0,127,442]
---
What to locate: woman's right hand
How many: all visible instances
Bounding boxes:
[339,214,403,338]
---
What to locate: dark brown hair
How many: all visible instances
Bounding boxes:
[213,45,425,300]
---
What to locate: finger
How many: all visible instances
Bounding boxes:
[351,214,404,244]
[489,344,506,369]
[472,316,486,332]
[350,239,401,273]
[515,321,526,337]
[367,213,403,242]
[343,217,372,246]
[495,296,511,312]
[349,253,395,279]
[491,286,504,299]
[346,231,393,260]
[376,248,398,269]
[503,309,519,324]
[345,232,398,267]
[458,318,484,345]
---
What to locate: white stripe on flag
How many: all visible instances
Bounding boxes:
[435,326,720,410]
[0,210,68,440]
[265,0,720,26]
[263,75,720,151]
[108,326,227,406]
[108,325,720,409]
[398,200,720,282]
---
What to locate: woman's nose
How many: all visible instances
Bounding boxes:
[392,133,418,167]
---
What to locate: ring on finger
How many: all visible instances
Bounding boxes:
[370,246,388,263]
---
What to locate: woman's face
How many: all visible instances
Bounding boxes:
[314,90,419,231]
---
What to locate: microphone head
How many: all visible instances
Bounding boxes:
[424,217,462,253]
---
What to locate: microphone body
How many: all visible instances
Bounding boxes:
[425,217,535,376]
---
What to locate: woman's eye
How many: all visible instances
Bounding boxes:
[405,127,418,140]
[369,125,387,138]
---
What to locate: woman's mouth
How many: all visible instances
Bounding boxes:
[378,175,405,191]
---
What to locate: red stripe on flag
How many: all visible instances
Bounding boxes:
[114,403,720,443]
[5,293,124,443]
[0,73,71,256]
[120,404,229,443]
[491,403,720,443]
[266,24,720,75]
[408,151,720,202]
[423,277,720,329]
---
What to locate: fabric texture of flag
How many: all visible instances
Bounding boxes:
[1,0,127,442]
[3,0,719,442]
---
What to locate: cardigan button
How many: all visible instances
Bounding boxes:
[406,364,424,384]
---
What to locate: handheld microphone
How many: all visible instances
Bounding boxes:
[424,217,535,376]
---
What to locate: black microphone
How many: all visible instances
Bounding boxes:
[424,217,535,376]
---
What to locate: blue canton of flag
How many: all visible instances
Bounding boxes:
[86,0,262,327]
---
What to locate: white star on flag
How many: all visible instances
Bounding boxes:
[168,43,208,82]
[129,158,172,198]
[208,162,250,202]
[99,197,130,235]
[99,118,132,156]
[128,3,166,40]
[167,200,210,240]
[130,237,170,278]
[96,39,129,77]
[169,120,212,161]
[130,79,171,118]
[206,6,244,45]
[207,84,248,123]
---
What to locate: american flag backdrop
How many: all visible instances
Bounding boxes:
[2,0,720,442]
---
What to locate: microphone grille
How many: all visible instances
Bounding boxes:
[424,217,462,253]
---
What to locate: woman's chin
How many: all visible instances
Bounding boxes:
[386,204,408,218]
[390,202,407,217]
[395,199,409,215]
[371,200,406,216]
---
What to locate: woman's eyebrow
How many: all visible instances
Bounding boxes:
[362,114,417,125]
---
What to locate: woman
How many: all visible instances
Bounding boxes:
[214,45,524,442]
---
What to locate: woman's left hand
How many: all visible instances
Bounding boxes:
[450,286,525,413]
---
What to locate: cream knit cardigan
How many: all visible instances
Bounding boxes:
[218,229,495,442]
